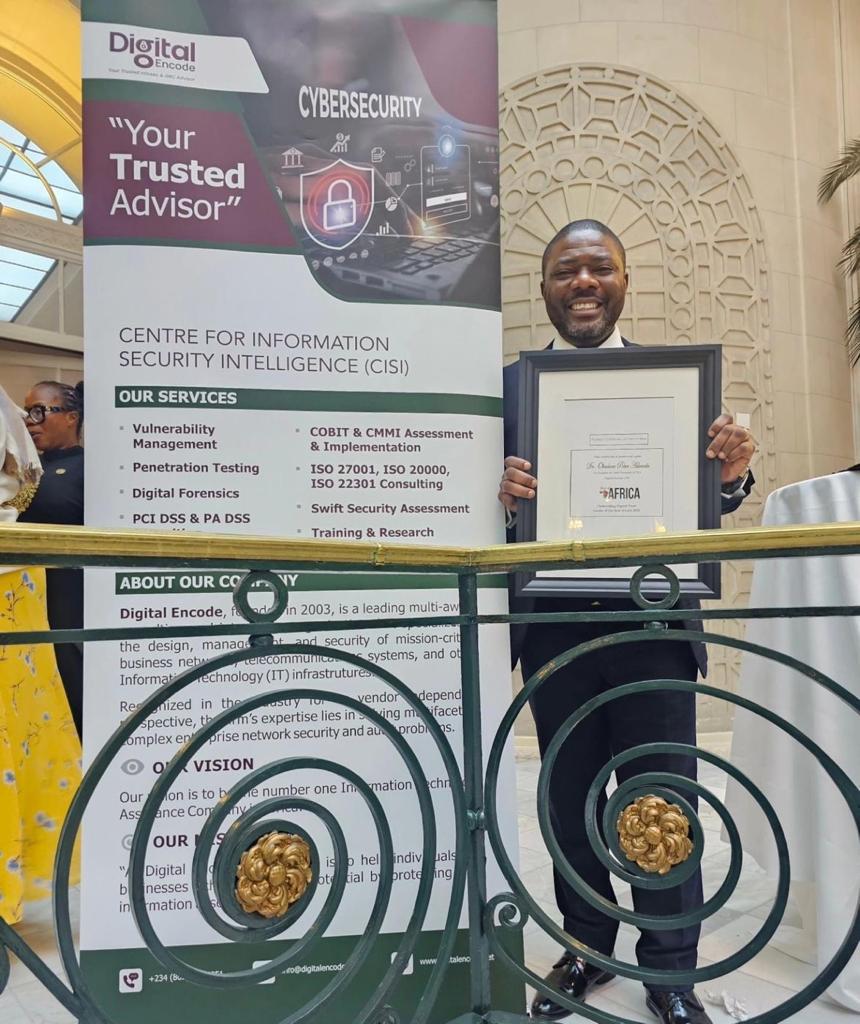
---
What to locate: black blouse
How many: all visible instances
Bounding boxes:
[19,446,84,526]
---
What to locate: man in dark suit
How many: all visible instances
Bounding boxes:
[499,220,755,1024]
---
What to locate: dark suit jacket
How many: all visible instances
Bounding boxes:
[502,341,752,676]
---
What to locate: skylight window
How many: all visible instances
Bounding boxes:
[0,119,82,321]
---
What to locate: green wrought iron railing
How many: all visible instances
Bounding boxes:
[0,521,858,1024]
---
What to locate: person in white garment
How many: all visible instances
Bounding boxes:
[726,467,860,1011]
[0,384,81,924]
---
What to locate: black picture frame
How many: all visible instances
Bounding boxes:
[514,343,722,600]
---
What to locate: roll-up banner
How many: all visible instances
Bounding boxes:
[81,1,521,1021]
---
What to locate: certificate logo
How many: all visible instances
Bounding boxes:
[600,487,641,500]
[300,159,375,251]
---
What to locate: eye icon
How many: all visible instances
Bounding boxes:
[121,759,145,776]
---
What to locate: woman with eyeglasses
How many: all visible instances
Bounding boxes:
[0,384,81,925]
[18,381,85,736]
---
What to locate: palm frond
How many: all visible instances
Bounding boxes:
[821,140,860,362]
[837,223,860,277]
[848,297,860,366]
[818,138,860,203]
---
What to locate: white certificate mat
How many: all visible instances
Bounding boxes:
[536,366,700,581]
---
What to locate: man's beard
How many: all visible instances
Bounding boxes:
[553,307,613,347]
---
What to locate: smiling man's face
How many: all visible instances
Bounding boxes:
[540,227,629,347]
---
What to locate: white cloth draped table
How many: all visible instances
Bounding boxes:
[725,470,860,1010]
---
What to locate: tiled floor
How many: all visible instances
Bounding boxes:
[2,735,854,1022]
[515,735,855,1024]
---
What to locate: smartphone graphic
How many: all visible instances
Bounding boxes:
[420,135,471,226]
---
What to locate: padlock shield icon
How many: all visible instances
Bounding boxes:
[300,159,375,250]
[323,179,358,231]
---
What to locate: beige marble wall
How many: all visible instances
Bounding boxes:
[0,340,82,407]
[838,0,860,455]
[498,0,856,480]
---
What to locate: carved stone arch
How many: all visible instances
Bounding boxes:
[500,64,776,708]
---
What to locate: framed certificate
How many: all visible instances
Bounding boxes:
[514,344,722,599]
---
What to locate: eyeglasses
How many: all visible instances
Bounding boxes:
[24,404,66,424]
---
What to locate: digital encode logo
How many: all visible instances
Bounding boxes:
[109,30,197,72]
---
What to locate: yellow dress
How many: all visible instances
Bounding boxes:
[0,566,81,924]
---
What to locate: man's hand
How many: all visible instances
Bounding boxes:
[706,414,756,484]
[498,456,537,512]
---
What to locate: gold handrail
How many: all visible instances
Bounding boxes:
[472,521,860,569]
[1,520,859,572]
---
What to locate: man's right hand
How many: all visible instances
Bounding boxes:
[498,456,537,512]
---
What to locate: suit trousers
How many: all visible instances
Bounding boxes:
[520,619,702,991]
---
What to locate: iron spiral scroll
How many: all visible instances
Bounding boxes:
[484,566,860,1024]
[0,571,469,1024]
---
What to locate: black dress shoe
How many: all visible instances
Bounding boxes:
[646,990,713,1024]
[529,953,615,1019]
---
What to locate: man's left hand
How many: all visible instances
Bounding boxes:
[706,413,756,484]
